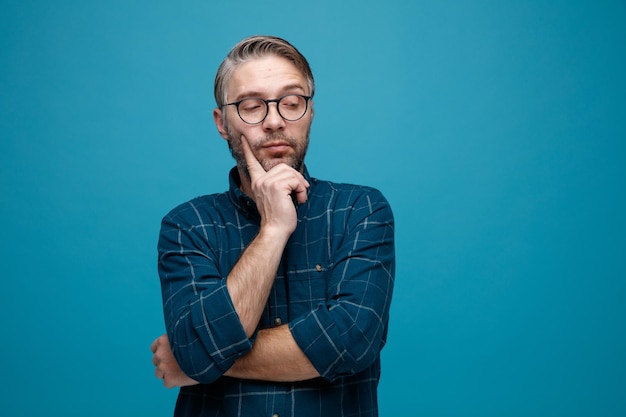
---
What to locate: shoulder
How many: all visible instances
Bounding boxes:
[310,177,391,208]
[162,192,231,225]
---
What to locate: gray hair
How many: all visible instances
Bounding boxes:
[214,35,315,108]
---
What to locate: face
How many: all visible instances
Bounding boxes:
[214,55,314,179]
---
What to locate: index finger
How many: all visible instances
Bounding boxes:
[240,135,266,180]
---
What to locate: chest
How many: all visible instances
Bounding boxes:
[213,206,340,327]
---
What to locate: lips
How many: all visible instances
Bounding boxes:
[262,141,292,154]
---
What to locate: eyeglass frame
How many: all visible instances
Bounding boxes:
[223,94,313,125]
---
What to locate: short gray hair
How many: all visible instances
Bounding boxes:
[214,35,315,108]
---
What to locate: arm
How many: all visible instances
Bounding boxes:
[158,135,309,383]
[225,325,320,381]
[224,227,290,337]
[157,189,394,385]
[154,196,394,386]
[289,189,396,381]
[151,326,319,386]
[220,188,395,383]
[224,135,309,337]
[218,142,395,383]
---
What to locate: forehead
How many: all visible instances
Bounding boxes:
[227,55,308,100]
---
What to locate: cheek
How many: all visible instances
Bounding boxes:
[227,120,261,140]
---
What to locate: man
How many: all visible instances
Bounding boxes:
[151,35,395,417]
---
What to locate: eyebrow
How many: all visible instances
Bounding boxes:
[232,83,307,102]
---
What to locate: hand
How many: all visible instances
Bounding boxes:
[150,334,199,388]
[241,135,309,236]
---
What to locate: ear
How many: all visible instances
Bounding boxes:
[213,108,230,140]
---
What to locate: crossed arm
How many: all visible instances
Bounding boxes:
[153,135,394,387]
[152,324,318,388]
[152,135,318,387]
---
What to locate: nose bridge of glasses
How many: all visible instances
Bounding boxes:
[267,98,281,110]
[265,98,283,120]
[252,98,286,127]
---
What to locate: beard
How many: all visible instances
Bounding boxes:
[226,127,310,181]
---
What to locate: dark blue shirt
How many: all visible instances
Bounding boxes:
[158,166,395,417]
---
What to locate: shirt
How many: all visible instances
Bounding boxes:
[157,166,395,417]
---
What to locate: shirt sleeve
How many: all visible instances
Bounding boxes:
[289,188,395,382]
[157,203,252,384]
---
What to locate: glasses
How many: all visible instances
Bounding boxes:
[224,94,312,125]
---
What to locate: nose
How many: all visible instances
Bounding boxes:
[262,102,285,131]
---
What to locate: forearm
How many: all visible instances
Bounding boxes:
[225,325,320,382]
[227,227,290,337]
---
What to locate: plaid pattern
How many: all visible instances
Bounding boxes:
[158,167,395,417]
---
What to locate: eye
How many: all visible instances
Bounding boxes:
[240,99,264,112]
[280,95,301,108]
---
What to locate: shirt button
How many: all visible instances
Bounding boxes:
[274,317,282,326]
[315,264,322,272]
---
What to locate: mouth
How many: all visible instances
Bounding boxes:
[261,141,292,154]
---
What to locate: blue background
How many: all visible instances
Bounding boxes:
[1,1,625,416]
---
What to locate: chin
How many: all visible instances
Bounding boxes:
[261,157,303,172]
